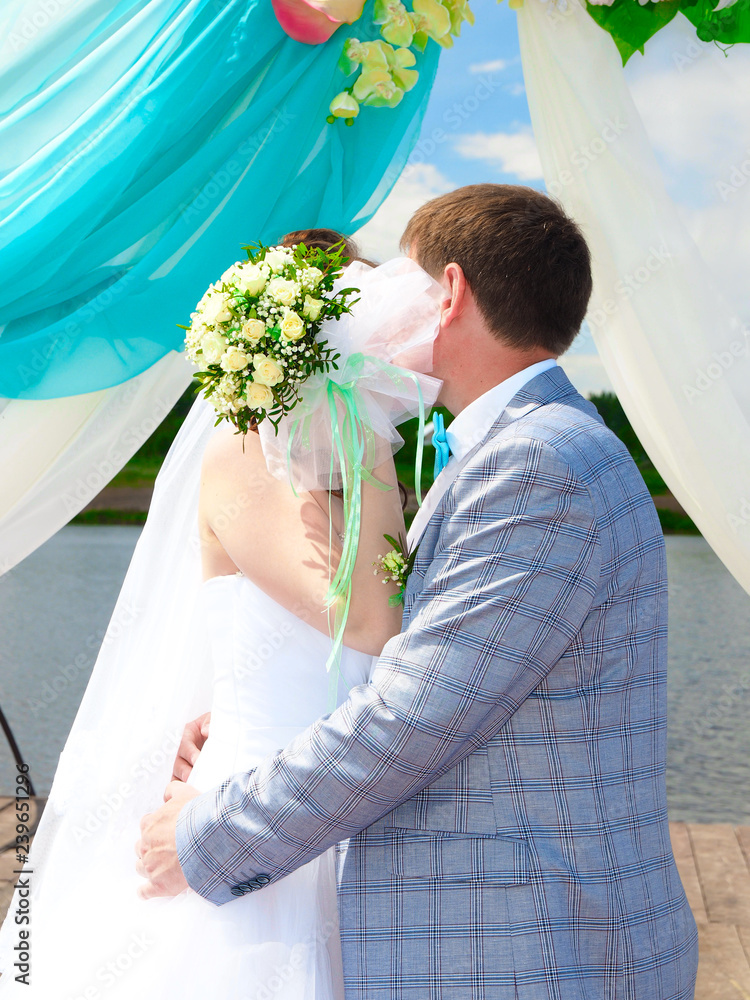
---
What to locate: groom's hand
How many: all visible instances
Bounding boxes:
[135,780,200,899]
[171,711,211,782]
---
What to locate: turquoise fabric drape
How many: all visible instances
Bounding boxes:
[0,0,439,398]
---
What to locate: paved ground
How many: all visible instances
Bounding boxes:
[0,798,745,995]
[671,822,750,999]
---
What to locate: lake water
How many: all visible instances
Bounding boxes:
[0,528,748,823]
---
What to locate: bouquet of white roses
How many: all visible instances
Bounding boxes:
[183,241,359,433]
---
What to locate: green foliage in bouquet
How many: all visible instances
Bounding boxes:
[182,241,360,433]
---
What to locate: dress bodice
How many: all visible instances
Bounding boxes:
[188,573,373,792]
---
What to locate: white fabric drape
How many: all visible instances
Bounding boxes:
[518,0,750,595]
[0,352,192,575]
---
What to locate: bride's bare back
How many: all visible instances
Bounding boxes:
[198,425,405,655]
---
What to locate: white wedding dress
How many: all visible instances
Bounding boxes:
[0,571,372,999]
[0,259,442,998]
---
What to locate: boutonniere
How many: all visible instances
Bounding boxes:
[373,533,419,606]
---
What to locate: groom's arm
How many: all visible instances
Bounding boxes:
[176,435,602,905]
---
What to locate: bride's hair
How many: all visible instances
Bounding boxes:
[278,227,377,268]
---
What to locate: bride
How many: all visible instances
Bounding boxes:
[0,229,442,999]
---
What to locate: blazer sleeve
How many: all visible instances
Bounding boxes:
[176,434,602,904]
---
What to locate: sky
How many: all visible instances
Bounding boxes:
[355,0,750,398]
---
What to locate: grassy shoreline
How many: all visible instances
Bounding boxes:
[74,387,699,535]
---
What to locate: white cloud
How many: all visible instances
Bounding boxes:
[453,128,543,181]
[354,164,454,263]
[505,82,526,97]
[625,19,750,177]
[468,59,507,75]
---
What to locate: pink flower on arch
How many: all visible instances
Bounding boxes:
[272,0,367,44]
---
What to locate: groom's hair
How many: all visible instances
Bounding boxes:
[400,184,592,355]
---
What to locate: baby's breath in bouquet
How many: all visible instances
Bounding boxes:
[183,241,359,433]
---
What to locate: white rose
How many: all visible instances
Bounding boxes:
[264,249,291,273]
[253,354,285,386]
[245,382,274,409]
[220,346,250,373]
[200,291,233,326]
[279,309,306,341]
[220,262,243,285]
[195,283,217,311]
[301,295,324,322]
[266,277,299,307]
[304,266,324,287]
[200,331,229,364]
[240,318,267,344]
[235,262,269,296]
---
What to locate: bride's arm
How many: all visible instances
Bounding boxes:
[198,426,404,655]
[342,451,406,653]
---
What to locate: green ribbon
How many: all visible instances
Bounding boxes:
[285,353,427,709]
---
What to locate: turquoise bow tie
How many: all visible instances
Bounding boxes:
[432,412,451,478]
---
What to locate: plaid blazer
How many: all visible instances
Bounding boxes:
[177,366,699,999]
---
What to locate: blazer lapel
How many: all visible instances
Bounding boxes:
[486,363,597,438]
[401,366,599,627]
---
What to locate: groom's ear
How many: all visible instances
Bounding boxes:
[439,263,469,328]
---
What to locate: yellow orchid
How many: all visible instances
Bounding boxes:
[338,36,390,75]
[410,0,452,47]
[390,46,419,91]
[329,0,479,127]
[442,0,475,35]
[328,91,360,118]
[374,0,415,47]
[365,39,398,67]
[352,67,405,108]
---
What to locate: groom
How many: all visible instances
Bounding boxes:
[138,184,699,998]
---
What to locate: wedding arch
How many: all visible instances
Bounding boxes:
[0,0,748,595]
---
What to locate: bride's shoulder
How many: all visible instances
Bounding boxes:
[202,424,266,476]
[203,423,257,456]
